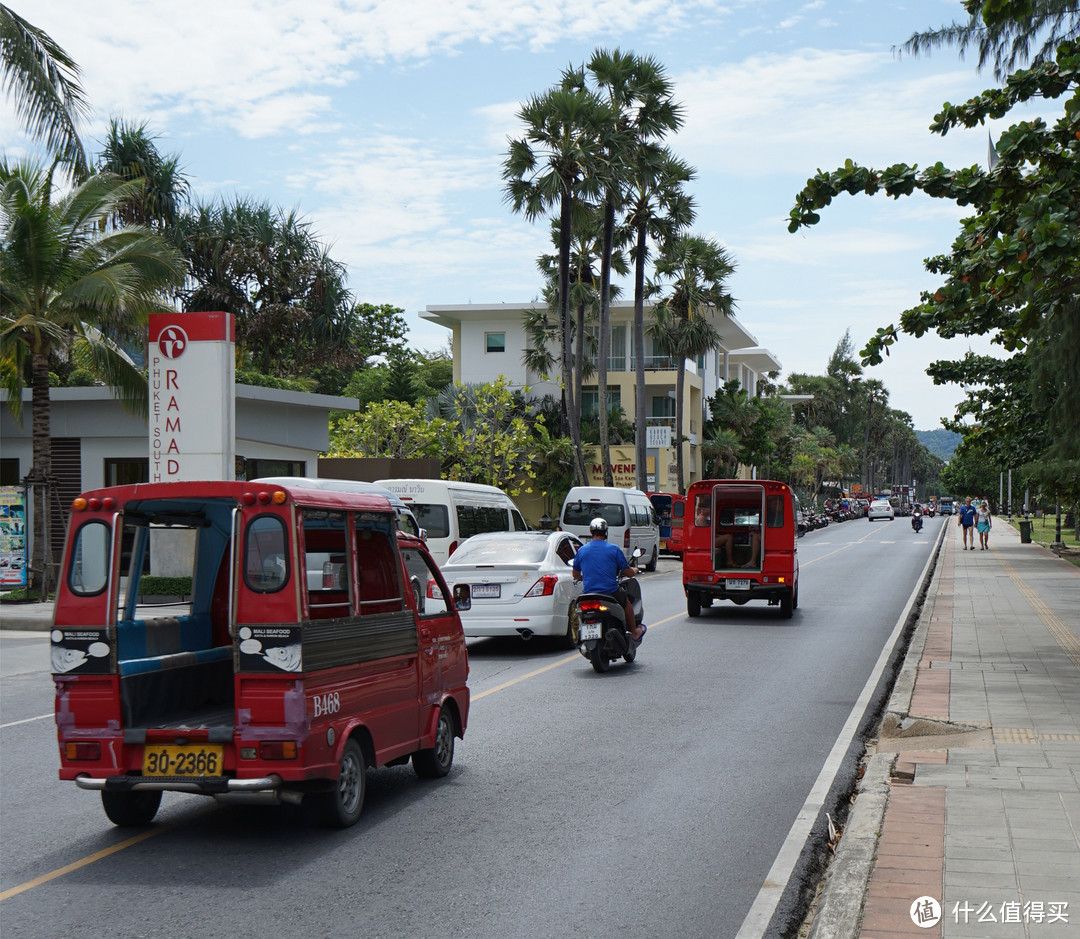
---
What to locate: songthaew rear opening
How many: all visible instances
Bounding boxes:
[105,501,236,730]
[704,486,765,572]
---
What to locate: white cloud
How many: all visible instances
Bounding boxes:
[27,0,742,138]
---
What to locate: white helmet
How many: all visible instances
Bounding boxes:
[589,517,608,537]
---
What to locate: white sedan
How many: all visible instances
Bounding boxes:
[868,499,895,521]
[442,531,583,643]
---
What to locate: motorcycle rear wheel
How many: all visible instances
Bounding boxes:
[590,647,611,673]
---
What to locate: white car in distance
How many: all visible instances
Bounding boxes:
[868,499,896,521]
[442,531,583,644]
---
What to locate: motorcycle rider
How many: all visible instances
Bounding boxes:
[572,517,644,641]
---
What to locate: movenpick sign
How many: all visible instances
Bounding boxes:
[148,312,235,481]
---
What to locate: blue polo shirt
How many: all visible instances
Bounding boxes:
[572,539,630,596]
[958,504,976,527]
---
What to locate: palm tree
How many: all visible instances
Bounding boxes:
[0,5,89,176]
[503,84,604,484]
[1,160,185,592]
[624,146,696,489]
[651,233,736,492]
[97,117,189,232]
[897,0,1080,80]
[568,49,684,487]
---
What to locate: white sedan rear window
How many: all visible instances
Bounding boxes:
[448,537,548,565]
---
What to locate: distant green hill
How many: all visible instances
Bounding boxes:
[916,428,963,461]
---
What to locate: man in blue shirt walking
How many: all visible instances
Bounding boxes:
[957,497,977,550]
[572,517,643,640]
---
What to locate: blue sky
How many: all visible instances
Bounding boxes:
[5,1,1057,430]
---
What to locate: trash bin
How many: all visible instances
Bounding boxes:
[1019,519,1032,544]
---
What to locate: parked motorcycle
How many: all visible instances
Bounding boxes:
[573,548,645,674]
[911,508,924,533]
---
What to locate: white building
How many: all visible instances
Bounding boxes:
[421,301,781,488]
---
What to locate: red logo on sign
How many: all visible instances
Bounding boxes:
[157,326,188,359]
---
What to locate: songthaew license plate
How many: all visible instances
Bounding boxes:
[472,584,501,599]
[143,745,223,777]
[578,621,602,641]
[725,579,751,591]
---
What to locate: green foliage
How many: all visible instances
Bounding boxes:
[329,399,452,462]
[916,428,964,461]
[899,0,1080,81]
[65,367,96,386]
[235,370,313,392]
[97,117,188,232]
[172,196,360,379]
[940,438,1009,501]
[350,303,410,361]
[138,575,192,598]
[327,378,544,496]
[0,5,89,176]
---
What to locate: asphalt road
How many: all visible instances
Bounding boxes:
[0,515,943,939]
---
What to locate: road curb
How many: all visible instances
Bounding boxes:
[806,752,895,939]
[0,605,55,635]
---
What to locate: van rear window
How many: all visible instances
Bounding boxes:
[411,503,450,539]
[563,502,625,527]
[456,504,510,539]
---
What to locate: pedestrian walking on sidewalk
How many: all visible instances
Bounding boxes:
[977,500,993,549]
[958,497,977,550]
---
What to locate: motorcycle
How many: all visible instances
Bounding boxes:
[911,509,924,533]
[573,548,645,674]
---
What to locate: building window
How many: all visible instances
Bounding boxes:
[651,395,676,418]
[104,458,149,487]
[0,458,19,486]
[243,459,306,481]
[485,332,506,354]
[581,387,621,417]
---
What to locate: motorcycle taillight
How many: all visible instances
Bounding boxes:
[578,599,604,612]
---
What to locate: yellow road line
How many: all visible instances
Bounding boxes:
[999,557,1080,673]
[0,814,201,902]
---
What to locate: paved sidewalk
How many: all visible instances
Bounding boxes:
[813,518,1080,938]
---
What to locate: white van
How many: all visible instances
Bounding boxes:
[375,479,529,565]
[559,486,660,571]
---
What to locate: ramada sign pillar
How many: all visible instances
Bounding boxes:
[148,312,236,481]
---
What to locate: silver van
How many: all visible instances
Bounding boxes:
[559,486,660,571]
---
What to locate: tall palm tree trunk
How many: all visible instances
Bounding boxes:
[598,198,615,487]
[559,191,586,484]
[675,357,686,494]
[575,294,587,481]
[633,220,648,491]
[29,350,53,595]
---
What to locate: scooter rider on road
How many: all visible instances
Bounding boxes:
[572,518,644,641]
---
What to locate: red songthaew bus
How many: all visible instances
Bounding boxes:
[52,479,470,828]
[682,479,800,619]
[648,492,686,556]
